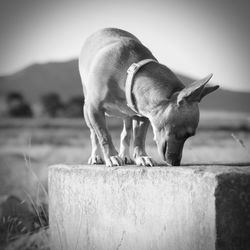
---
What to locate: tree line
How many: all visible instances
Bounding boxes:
[2,92,84,118]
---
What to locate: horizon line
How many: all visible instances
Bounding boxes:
[0,58,249,94]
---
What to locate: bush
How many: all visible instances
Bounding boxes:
[6,92,33,118]
[41,93,64,117]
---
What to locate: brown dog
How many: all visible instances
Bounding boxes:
[79,28,219,167]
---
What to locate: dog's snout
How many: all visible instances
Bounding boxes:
[164,140,184,166]
[158,139,183,165]
[165,157,181,166]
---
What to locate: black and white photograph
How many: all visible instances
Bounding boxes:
[0,0,249,249]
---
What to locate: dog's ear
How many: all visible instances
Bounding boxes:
[199,84,219,101]
[177,73,216,105]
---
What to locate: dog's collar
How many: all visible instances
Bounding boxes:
[125,59,157,116]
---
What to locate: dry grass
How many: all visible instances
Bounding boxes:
[5,228,49,250]
[1,117,250,201]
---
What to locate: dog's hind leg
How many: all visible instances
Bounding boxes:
[133,116,156,167]
[119,117,134,164]
[84,105,104,164]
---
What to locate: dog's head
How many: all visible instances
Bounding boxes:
[150,74,219,166]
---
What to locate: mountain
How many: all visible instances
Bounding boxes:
[0,60,82,102]
[0,59,249,113]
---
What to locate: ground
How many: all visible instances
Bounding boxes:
[0,111,249,249]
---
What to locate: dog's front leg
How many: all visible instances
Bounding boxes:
[86,104,124,167]
[119,117,134,164]
[133,117,155,167]
[84,105,104,164]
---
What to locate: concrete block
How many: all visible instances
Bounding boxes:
[49,165,250,250]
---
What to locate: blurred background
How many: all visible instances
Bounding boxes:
[0,0,249,249]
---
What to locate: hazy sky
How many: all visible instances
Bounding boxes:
[0,0,249,91]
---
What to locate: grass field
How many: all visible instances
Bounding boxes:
[0,111,250,249]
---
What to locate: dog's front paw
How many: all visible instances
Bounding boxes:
[134,156,155,167]
[105,155,124,167]
[88,155,104,165]
[119,153,134,165]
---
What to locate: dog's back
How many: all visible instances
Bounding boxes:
[79,28,155,98]
[79,28,141,73]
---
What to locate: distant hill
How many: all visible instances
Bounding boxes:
[0,59,249,113]
[0,60,82,102]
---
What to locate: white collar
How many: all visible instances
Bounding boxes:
[125,59,157,116]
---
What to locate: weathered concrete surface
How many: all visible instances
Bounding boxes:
[49,165,250,250]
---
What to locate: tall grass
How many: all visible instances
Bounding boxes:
[2,137,50,250]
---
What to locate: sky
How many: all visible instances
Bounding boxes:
[0,0,249,92]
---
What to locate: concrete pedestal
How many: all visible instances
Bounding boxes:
[49,165,250,250]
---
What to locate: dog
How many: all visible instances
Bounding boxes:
[79,28,219,167]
